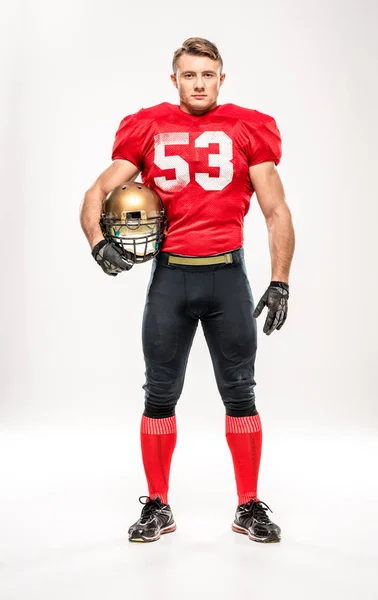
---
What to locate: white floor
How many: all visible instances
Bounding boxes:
[1,425,377,600]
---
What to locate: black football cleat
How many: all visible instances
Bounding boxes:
[128,496,176,543]
[232,499,281,543]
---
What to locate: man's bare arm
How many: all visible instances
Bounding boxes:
[249,161,295,283]
[80,159,140,250]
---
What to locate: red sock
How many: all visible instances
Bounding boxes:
[140,415,177,505]
[226,414,262,505]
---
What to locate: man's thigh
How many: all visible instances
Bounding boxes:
[142,263,198,417]
[200,262,258,415]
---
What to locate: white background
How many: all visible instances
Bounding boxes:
[1,0,378,598]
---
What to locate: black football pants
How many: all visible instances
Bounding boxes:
[141,248,258,418]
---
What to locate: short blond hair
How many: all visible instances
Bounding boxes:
[172,37,223,74]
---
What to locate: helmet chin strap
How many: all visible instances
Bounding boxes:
[122,236,159,257]
[109,226,167,263]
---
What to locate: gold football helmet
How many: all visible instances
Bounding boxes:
[100,182,168,263]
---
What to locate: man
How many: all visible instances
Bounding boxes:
[80,37,295,544]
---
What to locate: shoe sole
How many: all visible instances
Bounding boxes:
[232,522,281,543]
[128,523,177,543]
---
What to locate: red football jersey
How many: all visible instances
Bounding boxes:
[112,103,281,256]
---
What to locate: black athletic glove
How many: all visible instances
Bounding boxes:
[253,281,289,335]
[91,239,134,276]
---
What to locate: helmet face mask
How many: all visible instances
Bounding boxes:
[100,183,168,264]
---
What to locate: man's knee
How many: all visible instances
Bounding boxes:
[142,370,183,418]
[219,360,258,417]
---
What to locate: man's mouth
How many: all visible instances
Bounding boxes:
[192,95,206,99]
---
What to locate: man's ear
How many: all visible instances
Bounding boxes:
[170,74,178,89]
[220,73,226,87]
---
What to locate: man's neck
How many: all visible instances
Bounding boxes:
[179,100,218,116]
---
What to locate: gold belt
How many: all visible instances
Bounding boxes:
[168,253,233,266]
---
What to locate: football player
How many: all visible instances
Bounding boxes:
[80,37,295,544]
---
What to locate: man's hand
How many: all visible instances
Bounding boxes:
[253,281,289,335]
[91,239,134,276]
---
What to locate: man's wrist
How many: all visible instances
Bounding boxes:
[90,234,105,251]
[270,280,289,292]
[91,239,107,258]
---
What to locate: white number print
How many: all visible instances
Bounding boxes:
[153,131,233,192]
[154,132,190,191]
[195,131,233,191]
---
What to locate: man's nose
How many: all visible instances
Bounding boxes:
[194,77,205,90]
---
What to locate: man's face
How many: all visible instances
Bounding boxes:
[171,54,225,115]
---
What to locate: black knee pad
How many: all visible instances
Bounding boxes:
[142,374,182,419]
[224,399,258,417]
[143,403,176,418]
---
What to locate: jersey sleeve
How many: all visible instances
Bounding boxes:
[111,112,146,170]
[243,117,282,167]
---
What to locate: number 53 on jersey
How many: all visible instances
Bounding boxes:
[153,131,234,192]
